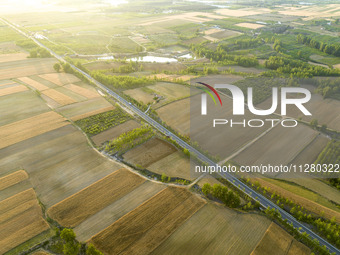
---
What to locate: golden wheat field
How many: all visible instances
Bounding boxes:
[42,89,77,106]
[17,76,49,91]
[39,73,80,86]
[0,111,68,149]
[47,169,145,227]
[0,189,50,254]
[251,223,310,255]
[0,170,28,191]
[0,84,28,97]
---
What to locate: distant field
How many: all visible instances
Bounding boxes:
[42,88,77,106]
[90,187,205,254]
[235,23,265,29]
[152,203,271,255]
[64,84,99,99]
[124,138,177,168]
[209,29,242,40]
[92,120,140,146]
[0,189,50,254]
[216,8,270,17]
[251,223,310,255]
[48,169,145,227]
[0,53,28,63]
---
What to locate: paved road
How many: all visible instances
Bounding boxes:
[4,18,338,255]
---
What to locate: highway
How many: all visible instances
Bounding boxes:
[3,18,339,255]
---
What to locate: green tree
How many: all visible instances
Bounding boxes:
[86,244,103,255]
[63,242,80,255]
[60,228,76,243]
[54,63,61,72]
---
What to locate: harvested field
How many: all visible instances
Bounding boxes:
[150,82,192,101]
[148,151,192,180]
[0,170,28,191]
[17,76,49,91]
[0,111,68,150]
[39,73,80,86]
[289,134,329,165]
[75,181,165,242]
[124,88,154,104]
[47,169,145,227]
[91,120,140,146]
[251,223,310,255]
[235,22,264,29]
[0,84,27,96]
[233,124,318,168]
[205,28,223,35]
[0,53,28,63]
[152,203,271,255]
[0,58,56,80]
[32,250,51,255]
[70,106,115,121]
[57,97,113,118]
[90,187,205,255]
[0,189,50,254]
[123,138,177,168]
[42,89,77,106]
[253,178,340,223]
[64,84,99,99]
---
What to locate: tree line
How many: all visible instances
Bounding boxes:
[202,183,241,208]
[297,34,340,57]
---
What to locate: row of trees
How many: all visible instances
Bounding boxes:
[91,70,154,90]
[191,44,259,67]
[202,183,241,208]
[297,34,340,57]
[246,179,340,249]
[314,78,340,99]
[29,47,51,58]
[104,125,154,154]
[264,56,340,77]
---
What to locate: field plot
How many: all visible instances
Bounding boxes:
[0,53,28,63]
[0,170,28,191]
[251,223,310,255]
[235,22,265,29]
[17,76,49,91]
[209,29,242,40]
[233,125,318,168]
[75,181,165,242]
[47,169,145,227]
[90,187,205,255]
[0,84,27,97]
[278,4,340,20]
[39,73,80,86]
[42,88,77,106]
[0,111,68,150]
[152,203,271,255]
[289,134,329,165]
[0,58,56,80]
[216,8,270,17]
[0,189,50,254]
[148,151,192,180]
[254,178,340,222]
[123,138,177,168]
[57,97,113,119]
[92,120,140,146]
[0,90,50,127]
[64,84,99,99]
[124,88,154,104]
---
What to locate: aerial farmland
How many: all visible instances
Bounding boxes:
[0,0,339,254]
